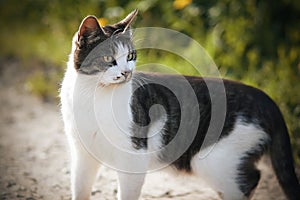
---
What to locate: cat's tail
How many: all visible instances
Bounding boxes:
[269,106,300,200]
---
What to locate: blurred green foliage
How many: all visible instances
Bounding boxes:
[0,0,299,158]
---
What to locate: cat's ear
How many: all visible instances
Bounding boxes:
[104,9,138,35]
[118,9,138,33]
[77,15,105,41]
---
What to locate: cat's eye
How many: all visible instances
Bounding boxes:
[127,50,136,61]
[103,55,115,63]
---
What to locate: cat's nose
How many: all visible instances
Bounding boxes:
[121,71,131,79]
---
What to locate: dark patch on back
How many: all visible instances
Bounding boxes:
[130,82,180,150]
[130,73,229,172]
[130,72,279,173]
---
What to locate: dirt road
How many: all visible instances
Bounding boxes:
[0,59,293,199]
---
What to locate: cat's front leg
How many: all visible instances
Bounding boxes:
[70,142,100,200]
[117,172,146,200]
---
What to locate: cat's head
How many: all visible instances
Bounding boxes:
[73,10,138,86]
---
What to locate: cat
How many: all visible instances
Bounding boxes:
[60,9,300,200]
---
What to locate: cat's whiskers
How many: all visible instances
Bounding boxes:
[132,75,149,89]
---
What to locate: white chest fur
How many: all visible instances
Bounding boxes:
[73,74,133,145]
[69,73,153,172]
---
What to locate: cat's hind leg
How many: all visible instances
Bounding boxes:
[235,151,264,199]
[70,141,100,200]
[191,122,269,200]
[117,172,146,200]
[191,149,249,200]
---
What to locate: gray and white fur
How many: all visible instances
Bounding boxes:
[60,10,300,200]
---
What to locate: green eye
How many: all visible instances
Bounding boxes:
[103,55,114,63]
[127,50,136,61]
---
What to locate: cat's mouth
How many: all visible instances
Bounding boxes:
[98,71,133,87]
[112,71,133,85]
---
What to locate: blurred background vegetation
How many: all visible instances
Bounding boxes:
[0,0,299,160]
